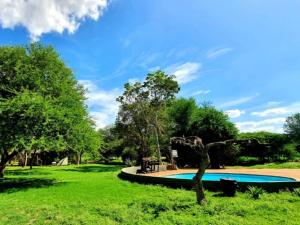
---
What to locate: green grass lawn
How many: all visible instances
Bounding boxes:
[228,162,300,169]
[1,164,300,225]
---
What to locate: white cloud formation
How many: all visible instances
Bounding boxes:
[251,101,300,118]
[251,107,288,117]
[225,109,245,118]
[219,93,259,108]
[236,117,286,133]
[207,47,233,59]
[0,0,108,41]
[166,62,201,84]
[192,90,211,96]
[266,101,281,107]
[236,101,300,133]
[79,80,120,129]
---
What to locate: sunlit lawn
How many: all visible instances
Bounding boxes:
[228,161,300,169]
[0,164,300,225]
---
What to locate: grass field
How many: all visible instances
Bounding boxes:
[228,162,300,169]
[1,164,300,225]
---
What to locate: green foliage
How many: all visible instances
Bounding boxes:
[121,147,138,166]
[0,44,100,175]
[98,126,124,162]
[229,162,300,169]
[238,132,295,162]
[281,143,300,160]
[116,70,179,163]
[238,132,289,144]
[67,119,101,164]
[167,101,238,168]
[284,113,300,144]
[247,186,265,199]
[190,103,238,144]
[293,188,300,197]
[167,98,197,136]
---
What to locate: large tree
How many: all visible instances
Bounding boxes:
[167,100,238,168]
[67,119,101,165]
[190,104,238,168]
[143,71,179,163]
[0,44,96,177]
[284,113,300,144]
[190,103,238,143]
[98,126,123,162]
[167,98,198,137]
[116,71,179,164]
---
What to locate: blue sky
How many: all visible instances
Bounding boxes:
[1,0,300,132]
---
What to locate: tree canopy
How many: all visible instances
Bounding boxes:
[0,44,99,177]
[116,70,179,163]
[284,113,300,144]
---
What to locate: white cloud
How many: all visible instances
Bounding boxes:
[219,93,259,108]
[207,47,233,59]
[79,80,120,129]
[89,111,111,129]
[252,101,300,118]
[236,117,286,133]
[225,109,245,118]
[0,0,108,41]
[236,101,300,133]
[192,90,211,96]
[267,101,282,107]
[251,107,288,117]
[166,62,201,84]
[79,79,98,91]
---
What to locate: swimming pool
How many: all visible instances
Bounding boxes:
[120,167,300,191]
[165,173,296,182]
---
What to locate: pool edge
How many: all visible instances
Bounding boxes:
[119,166,300,192]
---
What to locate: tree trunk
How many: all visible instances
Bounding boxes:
[20,152,28,167]
[76,153,81,165]
[0,150,17,178]
[24,153,28,167]
[154,126,161,164]
[154,113,162,165]
[0,164,5,178]
[30,150,37,170]
[194,156,210,204]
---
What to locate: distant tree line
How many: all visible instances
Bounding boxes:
[100,74,300,168]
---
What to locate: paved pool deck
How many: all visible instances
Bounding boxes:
[145,168,300,181]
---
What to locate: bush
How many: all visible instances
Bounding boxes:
[280,143,300,160]
[121,147,138,166]
[238,132,292,162]
[247,186,265,199]
[293,188,300,197]
[296,145,300,153]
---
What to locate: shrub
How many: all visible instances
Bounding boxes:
[293,188,300,197]
[121,147,138,166]
[238,132,292,162]
[247,186,265,199]
[280,143,300,160]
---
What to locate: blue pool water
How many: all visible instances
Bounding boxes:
[165,173,296,182]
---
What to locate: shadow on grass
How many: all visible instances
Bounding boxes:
[6,169,51,176]
[57,165,122,173]
[0,177,64,194]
